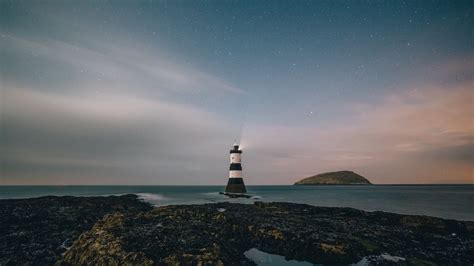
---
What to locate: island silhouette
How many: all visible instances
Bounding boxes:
[294,170,372,185]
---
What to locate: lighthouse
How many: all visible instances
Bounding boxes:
[225,142,247,194]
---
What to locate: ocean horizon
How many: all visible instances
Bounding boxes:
[2,184,473,221]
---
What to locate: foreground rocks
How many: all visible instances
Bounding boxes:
[0,194,152,265]
[1,196,472,265]
[60,201,473,265]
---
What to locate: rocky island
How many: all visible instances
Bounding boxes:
[1,195,473,265]
[294,170,372,185]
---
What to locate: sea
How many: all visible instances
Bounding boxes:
[0,185,473,221]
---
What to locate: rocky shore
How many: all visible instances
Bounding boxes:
[1,195,473,265]
[0,194,151,265]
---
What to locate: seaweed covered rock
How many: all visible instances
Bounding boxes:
[0,194,152,265]
[60,202,473,265]
[57,213,153,265]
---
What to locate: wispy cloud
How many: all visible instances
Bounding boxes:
[1,24,247,184]
[1,87,236,184]
[1,33,245,95]
[243,80,473,184]
[1,1,472,185]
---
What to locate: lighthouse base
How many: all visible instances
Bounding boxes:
[219,192,252,198]
[224,178,247,193]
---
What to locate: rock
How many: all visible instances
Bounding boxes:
[56,213,153,266]
[294,170,372,185]
[61,202,473,265]
[0,194,151,265]
[1,196,472,265]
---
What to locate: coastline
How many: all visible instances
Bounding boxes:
[1,194,473,265]
[1,185,472,221]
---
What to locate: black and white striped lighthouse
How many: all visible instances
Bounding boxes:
[225,142,247,193]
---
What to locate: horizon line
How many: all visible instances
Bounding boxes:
[1,184,473,186]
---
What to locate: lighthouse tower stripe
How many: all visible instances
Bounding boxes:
[229,163,242,170]
[229,170,242,178]
[227,178,244,184]
[230,153,241,163]
[229,147,242,154]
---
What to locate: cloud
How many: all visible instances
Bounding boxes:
[1,8,471,185]
[242,82,473,184]
[0,86,236,184]
[1,33,246,96]
[1,29,246,185]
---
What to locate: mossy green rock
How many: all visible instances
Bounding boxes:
[59,202,473,265]
[2,196,473,265]
[0,194,152,265]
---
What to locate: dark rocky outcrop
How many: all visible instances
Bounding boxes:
[60,202,472,265]
[295,170,372,185]
[1,195,472,265]
[0,194,152,265]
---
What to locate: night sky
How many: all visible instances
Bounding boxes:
[1,0,472,185]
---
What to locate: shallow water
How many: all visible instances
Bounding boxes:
[0,185,472,220]
[244,248,313,265]
[243,248,406,266]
